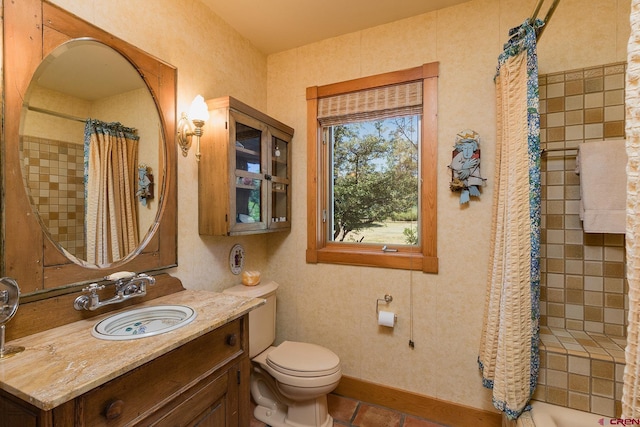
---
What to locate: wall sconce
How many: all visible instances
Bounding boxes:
[177,95,209,161]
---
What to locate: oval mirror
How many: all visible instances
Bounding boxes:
[19,39,162,268]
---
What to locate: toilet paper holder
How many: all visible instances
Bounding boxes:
[376,294,393,314]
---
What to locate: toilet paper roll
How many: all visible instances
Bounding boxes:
[378,310,396,327]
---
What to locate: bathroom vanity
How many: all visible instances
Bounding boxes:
[0,290,263,426]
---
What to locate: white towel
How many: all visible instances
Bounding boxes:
[576,139,627,234]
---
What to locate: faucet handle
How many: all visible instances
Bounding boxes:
[81,283,105,293]
[105,271,136,281]
[138,273,155,283]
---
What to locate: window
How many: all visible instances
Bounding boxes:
[306,63,439,272]
[327,117,420,245]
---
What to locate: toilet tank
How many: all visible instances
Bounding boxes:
[223,280,278,358]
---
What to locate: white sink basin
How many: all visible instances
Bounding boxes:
[92,305,197,340]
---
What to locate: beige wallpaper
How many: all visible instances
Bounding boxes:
[29,0,632,415]
[265,0,631,413]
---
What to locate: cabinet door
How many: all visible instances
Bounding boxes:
[229,111,268,234]
[144,369,229,427]
[0,392,40,427]
[268,128,291,230]
[148,361,246,427]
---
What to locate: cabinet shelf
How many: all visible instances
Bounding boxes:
[237,184,257,190]
[199,96,294,236]
[236,146,260,157]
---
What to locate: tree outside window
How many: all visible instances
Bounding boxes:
[329,117,420,246]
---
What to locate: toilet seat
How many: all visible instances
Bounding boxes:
[253,342,342,390]
[266,341,341,377]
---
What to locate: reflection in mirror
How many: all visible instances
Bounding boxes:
[19,39,162,267]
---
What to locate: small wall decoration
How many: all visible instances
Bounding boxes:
[448,129,486,204]
[229,244,245,275]
[136,164,154,206]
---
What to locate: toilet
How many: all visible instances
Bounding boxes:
[224,281,341,427]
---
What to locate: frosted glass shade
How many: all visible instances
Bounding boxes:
[188,95,209,122]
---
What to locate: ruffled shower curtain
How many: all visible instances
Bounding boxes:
[478,19,542,420]
[84,119,139,266]
[624,0,640,417]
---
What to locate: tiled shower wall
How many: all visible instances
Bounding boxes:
[539,62,627,337]
[534,62,628,417]
[21,136,85,259]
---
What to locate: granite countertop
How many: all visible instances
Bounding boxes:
[0,290,264,411]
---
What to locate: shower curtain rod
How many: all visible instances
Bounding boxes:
[26,106,137,131]
[529,0,561,40]
[27,106,87,123]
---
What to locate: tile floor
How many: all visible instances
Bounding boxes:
[250,393,449,427]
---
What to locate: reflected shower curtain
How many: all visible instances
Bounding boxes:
[84,119,139,266]
[624,0,640,418]
[478,19,541,420]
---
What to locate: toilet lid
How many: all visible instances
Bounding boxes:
[266,341,341,377]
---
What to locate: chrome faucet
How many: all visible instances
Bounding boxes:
[73,271,155,311]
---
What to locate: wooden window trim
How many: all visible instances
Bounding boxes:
[306,63,439,273]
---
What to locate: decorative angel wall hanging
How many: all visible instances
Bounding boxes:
[448,129,486,204]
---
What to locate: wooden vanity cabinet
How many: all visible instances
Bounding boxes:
[199,96,294,236]
[0,316,250,427]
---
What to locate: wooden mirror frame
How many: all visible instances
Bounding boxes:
[2,0,177,300]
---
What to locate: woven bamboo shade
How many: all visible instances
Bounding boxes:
[317,81,423,126]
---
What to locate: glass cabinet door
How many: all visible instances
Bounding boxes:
[198,96,293,236]
[269,133,290,228]
[232,116,267,231]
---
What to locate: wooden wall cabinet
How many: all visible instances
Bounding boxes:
[0,317,250,427]
[199,97,294,236]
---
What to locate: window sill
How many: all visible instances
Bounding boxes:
[306,246,438,273]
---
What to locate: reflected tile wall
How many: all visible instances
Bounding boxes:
[21,136,85,259]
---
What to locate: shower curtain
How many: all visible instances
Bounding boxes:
[84,119,139,266]
[624,0,640,418]
[478,19,542,420]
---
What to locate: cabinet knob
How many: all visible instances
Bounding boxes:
[103,399,124,420]
[264,174,272,181]
[226,333,237,347]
